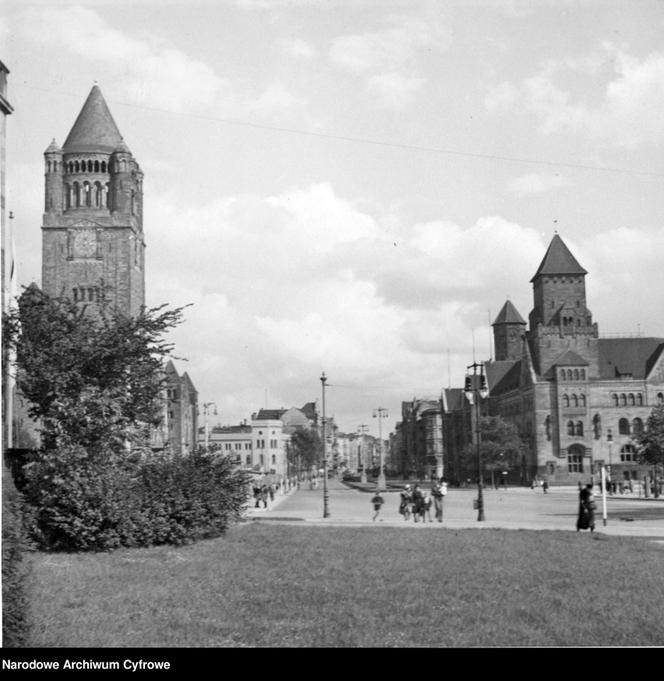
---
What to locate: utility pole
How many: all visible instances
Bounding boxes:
[202,402,217,450]
[321,372,330,518]
[373,407,388,491]
[358,424,369,483]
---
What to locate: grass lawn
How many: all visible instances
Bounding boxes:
[26,524,664,648]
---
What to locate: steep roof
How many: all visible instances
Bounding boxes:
[598,337,664,380]
[442,388,465,412]
[62,85,126,154]
[530,234,587,282]
[485,360,520,393]
[492,300,526,326]
[254,408,286,421]
[551,350,589,367]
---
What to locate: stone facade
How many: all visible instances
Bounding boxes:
[483,235,664,486]
[41,86,144,315]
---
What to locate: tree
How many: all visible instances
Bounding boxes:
[289,428,323,476]
[636,403,664,498]
[3,285,189,454]
[464,415,527,485]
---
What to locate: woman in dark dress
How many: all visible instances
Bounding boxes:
[576,483,596,532]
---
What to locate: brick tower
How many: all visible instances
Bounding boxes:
[41,85,144,315]
[526,234,599,378]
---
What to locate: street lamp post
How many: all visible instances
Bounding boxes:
[464,362,489,522]
[607,428,613,495]
[358,424,369,483]
[202,402,217,451]
[320,372,330,518]
[373,407,388,491]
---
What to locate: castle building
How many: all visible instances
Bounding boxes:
[484,234,664,485]
[41,85,144,315]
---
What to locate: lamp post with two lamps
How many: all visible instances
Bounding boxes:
[464,362,489,522]
[373,407,388,491]
[202,402,218,451]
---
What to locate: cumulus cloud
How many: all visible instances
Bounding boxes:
[485,47,664,147]
[508,173,570,197]
[18,5,301,118]
[279,38,317,60]
[329,14,449,108]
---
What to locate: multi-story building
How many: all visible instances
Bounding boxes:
[162,361,198,456]
[394,399,443,480]
[452,234,664,486]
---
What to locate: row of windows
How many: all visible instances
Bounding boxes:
[72,286,102,303]
[66,182,110,209]
[50,159,131,174]
[222,442,252,451]
[611,393,645,407]
[566,417,644,438]
[568,444,639,472]
[562,394,586,408]
[559,369,586,381]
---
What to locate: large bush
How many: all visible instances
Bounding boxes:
[2,462,32,646]
[20,446,250,552]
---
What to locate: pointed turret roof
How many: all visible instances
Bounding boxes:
[44,138,61,154]
[530,234,587,282]
[492,300,526,326]
[62,85,126,154]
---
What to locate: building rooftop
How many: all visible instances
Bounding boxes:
[492,300,526,326]
[62,85,126,154]
[598,337,664,380]
[530,234,587,282]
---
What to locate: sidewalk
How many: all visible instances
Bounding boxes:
[243,478,664,540]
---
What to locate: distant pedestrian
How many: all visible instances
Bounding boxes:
[542,480,549,494]
[253,484,261,508]
[432,479,447,522]
[576,483,596,533]
[422,491,433,522]
[371,491,385,521]
[412,484,424,522]
[260,484,269,509]
[268,484,275,502]
[399,485,412,520]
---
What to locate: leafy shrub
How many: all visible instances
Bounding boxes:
[2,462,32,646]
[20,445,250,552]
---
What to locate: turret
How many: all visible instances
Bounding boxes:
[44,139,63,214]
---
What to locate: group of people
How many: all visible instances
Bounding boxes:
[371,479,448,522]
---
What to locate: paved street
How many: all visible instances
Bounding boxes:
[246,478,664,539]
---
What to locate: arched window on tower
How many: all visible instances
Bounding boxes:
[571,394,578,408]
[105,183,110,208]
[612,394,618,407]
[632,418,643,437]
[94,182,102,208]
[562,394,570,408]
[73,182,80,207]
[619,418,630,435]
[83,182,91,207]
[573,369,580,380]
[94,160,100,172]
[637,393,643,406]
[580,369,586,380]
[580,394,586,407]
[575,421,584,436]
[87,160,93,172]
[101,161,107,173]
[65,184,71,209]
[567,421,575,436]
[628,394,635,406]
[620,394,627,406]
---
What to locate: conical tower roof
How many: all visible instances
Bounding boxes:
[530,234,587,282]
[492,300,526,326]
[62,85,126,154]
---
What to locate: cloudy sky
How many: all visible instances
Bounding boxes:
[3,0,664,435]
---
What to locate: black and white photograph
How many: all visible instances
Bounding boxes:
[2,0,663,655]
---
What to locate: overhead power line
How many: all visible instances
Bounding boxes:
[17,83,664,179]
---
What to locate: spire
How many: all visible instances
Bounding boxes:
[44,138,61,154]
[62,85,125,154]
[492,300,526,326]
[530,234,587,282]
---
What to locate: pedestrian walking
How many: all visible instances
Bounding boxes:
[268,483,275,502]
[432,478,447,522]
[412,484,424,522]
[399,485,412,520]
[422,491,433,522]
[576,483,596,532]
[542,480,549,494]
[371,490,385,521]
[260,484,269,509]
